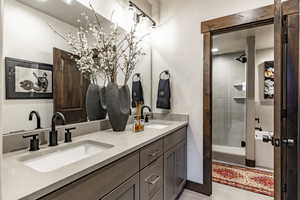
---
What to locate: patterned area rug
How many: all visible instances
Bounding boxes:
[213,161,274,197]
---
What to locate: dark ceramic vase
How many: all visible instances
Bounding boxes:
[104,83,130,132]
[86,84,107,121]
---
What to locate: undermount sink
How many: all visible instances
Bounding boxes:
[146,124,169,130]
[19,140,114,173]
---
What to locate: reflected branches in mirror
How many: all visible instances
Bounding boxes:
[48,3,147,86]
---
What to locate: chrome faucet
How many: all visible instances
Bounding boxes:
[29,111,41,129]
[49,112,66,146]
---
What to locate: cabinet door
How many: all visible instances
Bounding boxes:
[175,140,187,194]
[164,147,177,200]
[140,156,163,200]
[101,173,139,200]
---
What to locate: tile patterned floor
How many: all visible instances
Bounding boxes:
[179,183,273,200]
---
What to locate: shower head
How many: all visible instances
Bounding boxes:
[236,54,247,63]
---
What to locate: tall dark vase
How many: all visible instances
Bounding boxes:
[86,84,107,121]
[104,83,130,132]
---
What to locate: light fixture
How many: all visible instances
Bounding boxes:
[62,0,74,5]
[128,5,136,19]
[136,15,152,38]
[129,1,156,28]
[37,0,48,2]
[212,48,219,53]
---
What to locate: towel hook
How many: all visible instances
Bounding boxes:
[159,70,170,79]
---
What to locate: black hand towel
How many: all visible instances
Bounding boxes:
[132,74,144,108]
[156,71,171,109]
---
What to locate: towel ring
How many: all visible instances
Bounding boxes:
[159,70,170,79]
[132,73,141,81]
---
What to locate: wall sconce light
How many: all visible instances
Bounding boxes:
[129,1,157,28]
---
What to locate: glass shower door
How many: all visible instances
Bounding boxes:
[212,52,246,155]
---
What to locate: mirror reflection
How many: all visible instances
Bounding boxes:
[3,0,152,133]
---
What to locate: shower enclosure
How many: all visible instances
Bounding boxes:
[212,52,247,162]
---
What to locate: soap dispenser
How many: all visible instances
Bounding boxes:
[133,102,144,133]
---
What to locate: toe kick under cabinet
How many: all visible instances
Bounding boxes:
[39,127,187,200]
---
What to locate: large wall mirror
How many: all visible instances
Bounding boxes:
[2,0,153,134]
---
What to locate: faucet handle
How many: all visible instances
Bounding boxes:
[23,134,40,151]
[65,127,76,132]
[255,117,260,123]
[65,127,76,143]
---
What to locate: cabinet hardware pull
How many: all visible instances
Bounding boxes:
[148,150,160,157]
[145,175,160,185]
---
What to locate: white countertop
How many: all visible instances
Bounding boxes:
[3,120,188,200]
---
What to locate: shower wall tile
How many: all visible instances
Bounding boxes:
[255,103,274,132]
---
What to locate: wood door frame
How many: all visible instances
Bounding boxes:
[185,0,299,197]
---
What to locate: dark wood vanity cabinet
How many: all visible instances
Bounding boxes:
[39,127,187,200]
[164,129,187,200]
[39,152,139,200]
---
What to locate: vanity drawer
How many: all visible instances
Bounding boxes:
[140,139,163,169]
[140,156,163,200]
[164,128,187,152]
[39,152,139,200]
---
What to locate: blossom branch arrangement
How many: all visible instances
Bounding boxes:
[49,4,146,86]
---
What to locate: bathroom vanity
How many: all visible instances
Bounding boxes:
[3,120,187,200]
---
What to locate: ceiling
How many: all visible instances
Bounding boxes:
[17,0,113,29]
[213,24,274,55]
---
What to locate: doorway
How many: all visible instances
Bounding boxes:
[212,24,275,199]
[198,1,299,200]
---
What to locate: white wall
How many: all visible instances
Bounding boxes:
[255,48,274,132]
[2,0,76,133]
[151,0,274,184]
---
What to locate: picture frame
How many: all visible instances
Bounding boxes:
[5,57,53,99]
[264,61,274,99]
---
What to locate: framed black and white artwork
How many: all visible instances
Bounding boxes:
[5,57,53,99]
